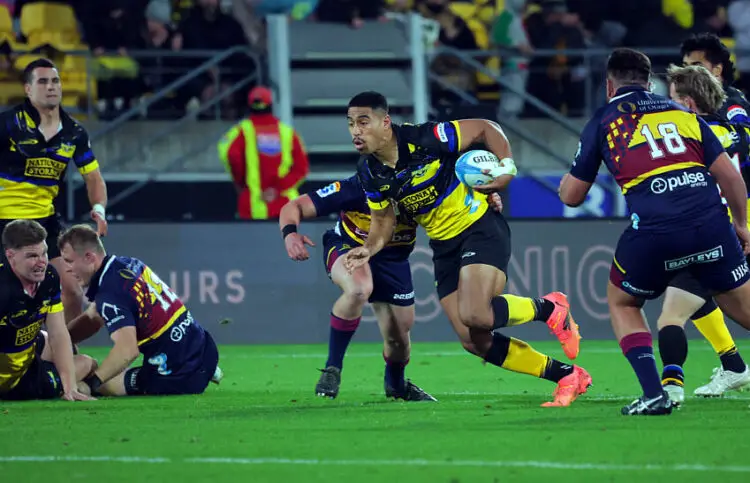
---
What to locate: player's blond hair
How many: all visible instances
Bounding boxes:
[666,64,727,115]
[57,224,105,255]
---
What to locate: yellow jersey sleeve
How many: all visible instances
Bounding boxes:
[367,196,391,211]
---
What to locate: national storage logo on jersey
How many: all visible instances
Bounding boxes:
[14,320,41,346]
[24,157,66,180]
[401,186,438,212]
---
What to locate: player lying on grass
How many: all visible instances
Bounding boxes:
[343,91,591,407]
[280,177,436,401]
[653,64,750,405]
[0,220,95,401]
[59,225,222,397]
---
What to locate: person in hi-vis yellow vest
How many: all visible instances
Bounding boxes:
[218,86,309,219]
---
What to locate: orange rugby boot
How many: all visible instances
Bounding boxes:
[541,365,592,407]
[542,292,581,360]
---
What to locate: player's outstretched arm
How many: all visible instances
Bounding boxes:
[46,310,95,401]
[456,119,516,193]
[279,195,317,261]
[85,326,140,394]
[343,205,396,273]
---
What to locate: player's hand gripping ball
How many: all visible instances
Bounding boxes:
[454,150,517,188]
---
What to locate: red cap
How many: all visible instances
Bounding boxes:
[248,86,273,108]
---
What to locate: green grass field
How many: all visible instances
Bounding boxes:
[2,340,749,482]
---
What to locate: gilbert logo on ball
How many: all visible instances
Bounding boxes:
[455,150,517,187]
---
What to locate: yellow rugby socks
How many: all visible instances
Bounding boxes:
[492,294,555,329]
[693,308,747,373]
[483,333,574,382]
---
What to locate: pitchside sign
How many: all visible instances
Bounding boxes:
[81,220,748,346]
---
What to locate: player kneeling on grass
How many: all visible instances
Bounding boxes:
[58,225,222,397]
[0,220,95,402]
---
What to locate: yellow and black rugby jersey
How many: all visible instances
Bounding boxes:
[0,262,63,393]
[356,121,488,241]
[0,100,100,219]
[704,113,750,228]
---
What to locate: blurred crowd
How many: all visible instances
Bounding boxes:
[0,0,746,120]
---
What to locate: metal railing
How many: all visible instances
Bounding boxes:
[88,47,262,140]
[64,47,263,220]
[437,46,739,118]
[431,74,606,217]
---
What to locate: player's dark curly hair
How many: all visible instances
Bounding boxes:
[606,48,652,86]
[348,91,389,114]
[680,33,734,84]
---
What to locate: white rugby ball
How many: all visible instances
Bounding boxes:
[455,149,517,188]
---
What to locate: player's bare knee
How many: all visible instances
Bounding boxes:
[458,305,493,330]
[656,314,686,330]
[74,354,97,380]
[459,339,482,357]
[342,283,372,307]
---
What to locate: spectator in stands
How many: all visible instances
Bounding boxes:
[136,0,187,118]
[492,0,533,118]
[217,87,309,220]
[87,0,143,119]
[729,1,750,93]
[173,0,248,119]
[693,0,732,36]
[314,0,385,28]
[171,0,194,24]
[418,0,479,106]
[525,0,587,117]
[385,0,413,14]
[230,0,263,51]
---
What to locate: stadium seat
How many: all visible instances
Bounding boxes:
[0,5,13,46]
[0,80,25,105]
[20,3,86,51]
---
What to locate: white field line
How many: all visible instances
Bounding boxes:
[223,345,721,359]
[0,455,749,473]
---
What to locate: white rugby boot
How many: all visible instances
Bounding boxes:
[694,365,750,397]
[663,384,685,406]
[211,366,224,385]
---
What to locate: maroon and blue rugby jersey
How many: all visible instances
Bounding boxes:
[571,85,728,231]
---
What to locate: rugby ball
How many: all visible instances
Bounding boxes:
[455,150,517,188]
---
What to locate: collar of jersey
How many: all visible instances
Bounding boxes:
[85,254,113,301]
[609,85,649,103]
[23,98,73,131]
[388,124,415,171]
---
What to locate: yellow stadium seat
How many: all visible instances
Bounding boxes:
[13,53,46,71]
[0,80,25,105]
[20,3,86,51]
[0,5,13,45]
